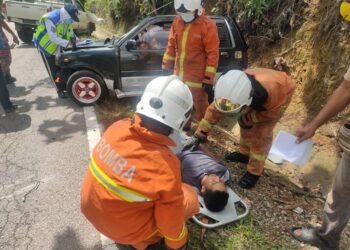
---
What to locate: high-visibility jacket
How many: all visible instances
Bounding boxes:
[81,114,188,249]
[162,14,219,88]
[34,10,72,56]
[197,68,295,134]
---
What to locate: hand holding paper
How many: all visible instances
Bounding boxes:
[269,131,313,165]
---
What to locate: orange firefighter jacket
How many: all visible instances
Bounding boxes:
[197,68,296,133]
[81,114,187,249]
[162,13,219,87]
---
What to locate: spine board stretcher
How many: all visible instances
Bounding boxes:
[192,187,250,228]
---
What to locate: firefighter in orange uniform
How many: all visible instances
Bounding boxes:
[162,0,219,124]
[185,69,295,189]
[81,75,199,250]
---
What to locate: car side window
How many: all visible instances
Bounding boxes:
[132,23,170,50]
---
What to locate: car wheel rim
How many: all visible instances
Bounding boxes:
[72,77,102,104]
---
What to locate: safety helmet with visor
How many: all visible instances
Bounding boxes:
[214,70,253,114]
[174,0,204,23]
[136,75,193,131]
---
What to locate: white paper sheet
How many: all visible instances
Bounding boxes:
[76,39,93,46]
[269,130,313,165]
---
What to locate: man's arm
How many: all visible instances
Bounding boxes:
[296,78,350,143]
[202,20,219,85]
[44,19,69,48]
[0,18,19,44]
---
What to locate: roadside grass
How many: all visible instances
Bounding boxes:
[186,213,298,250]
[95,95,137,129]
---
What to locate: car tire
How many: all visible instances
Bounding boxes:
[17,28,34,43]
[67,70,108,106]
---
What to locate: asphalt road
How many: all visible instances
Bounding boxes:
[0,30,102,249]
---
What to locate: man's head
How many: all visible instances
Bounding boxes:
[201,174,229,212]
[64,4,80,22]
[136,75,193,133]
[174,0,204,23]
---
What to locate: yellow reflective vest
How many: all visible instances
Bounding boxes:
[34,9,72,56]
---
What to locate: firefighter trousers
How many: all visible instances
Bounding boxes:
[131,183,199,250]
[239,120,278,176]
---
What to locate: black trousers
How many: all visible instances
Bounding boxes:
[40,52,65,91]
[0,68,13,110]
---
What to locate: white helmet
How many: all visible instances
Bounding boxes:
[214,70,253,113]
[174,0,204,16]
[136,75,193,131]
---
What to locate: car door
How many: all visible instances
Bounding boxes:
[119,20,172,94]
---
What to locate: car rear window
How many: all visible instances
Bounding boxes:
[216,21,233,48]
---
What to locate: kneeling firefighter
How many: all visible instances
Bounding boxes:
[81,75,199,250]
[185,68,296,189]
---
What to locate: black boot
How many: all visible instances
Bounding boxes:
[4,104,17,114]
[225,152,249,164]
[239,171,260,189]
[5,74,16,84]
[57,90,67,99]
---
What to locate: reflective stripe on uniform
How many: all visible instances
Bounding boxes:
[163,224,186,242]
[199,119,212,130]
[240,138,251,147]
[179,24,191,81]
[250,111,259,123]
[205,66,216,74]
[249,151,267,161]
[89,157,152,202]
[185,81,202,88]
[163,53,175,61]
[280,104,288,113]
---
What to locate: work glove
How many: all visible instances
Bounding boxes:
[238,113,253,129]
[182,134,206,152]
[202,83,213,95]
[162,68,173,75]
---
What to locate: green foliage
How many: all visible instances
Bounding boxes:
[230,0,277,19]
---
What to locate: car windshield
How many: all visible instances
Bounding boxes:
[114,18,151,45]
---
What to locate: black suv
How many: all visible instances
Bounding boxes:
[57,15,248,106]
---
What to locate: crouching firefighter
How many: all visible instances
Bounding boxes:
[184,68,295,189]
[81,75,199,250]
[33,4,79,99]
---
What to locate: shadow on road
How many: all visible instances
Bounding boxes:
[37,111,86,144]
[52,227,102,250]
[0,112,31,134]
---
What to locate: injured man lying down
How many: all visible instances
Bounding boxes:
[178,146,231,212]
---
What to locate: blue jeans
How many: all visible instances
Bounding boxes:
[0,69,13,110]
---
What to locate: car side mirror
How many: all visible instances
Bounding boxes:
[126,39,137,51]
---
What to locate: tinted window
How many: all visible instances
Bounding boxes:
[133,23,171,50]
[216,21,233,48]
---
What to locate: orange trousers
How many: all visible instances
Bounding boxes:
[239,120,278,176]
[132,183,199,250]
[190,87,209,122]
